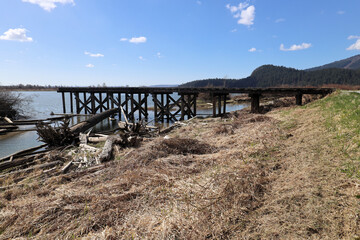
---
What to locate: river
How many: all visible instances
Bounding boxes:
[0,91,247,158]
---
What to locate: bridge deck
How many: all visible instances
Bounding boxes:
[58,87,333,95]
[57,87,334,122]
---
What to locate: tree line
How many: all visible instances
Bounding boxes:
[179,65,360,88]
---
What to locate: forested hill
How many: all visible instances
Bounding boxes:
[307,54,360,71]
[179,65,360,88]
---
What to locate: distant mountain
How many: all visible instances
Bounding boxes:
[180,63,360,88]
[307,54,360,71]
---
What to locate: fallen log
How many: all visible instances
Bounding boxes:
[97,135,122,163]
[0,155,40,172]
[70,108,118,134]
[0,160,62,179]
[118,121,158,130]
[88,136,108,142]
[0,144,48,163]
[50,113,94,117]
[0,125,18,129]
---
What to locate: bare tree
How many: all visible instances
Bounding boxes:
[0,91,27,119]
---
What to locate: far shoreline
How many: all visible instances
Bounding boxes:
[0,88,57,92]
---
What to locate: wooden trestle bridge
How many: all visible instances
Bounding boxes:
[57,87,334,123]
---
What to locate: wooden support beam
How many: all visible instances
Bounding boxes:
[250,93,261,113]
[212,93,216,117]
[62,92,66,113]
[218,94,222,116]
[91,92,96,114]
[99,92,103,113]
[223,94,227,115]
[145,93,148,121]
[130,93,134,122]
[125,93,129,119]
[138,93,142,121]
[166,94,170,123]
[181,94,185,121]
[153,94,158,122]
[161,94,164,122]
[117,93,121,120]
[70,92,74,113]
[296,93,303,106]
[193,94,197,117]
[75,92,80,114]
[110,93,115,109]
[83,92,88,114]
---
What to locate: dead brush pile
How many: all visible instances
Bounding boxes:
[0,111,282,239]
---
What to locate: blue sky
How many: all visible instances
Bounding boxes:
[1,0,360,87]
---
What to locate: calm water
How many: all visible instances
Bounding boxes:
[0,91,247,158]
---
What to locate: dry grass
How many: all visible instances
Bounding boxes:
[240,94,360,239]
[1,93,360,239]
[0,111,281,239]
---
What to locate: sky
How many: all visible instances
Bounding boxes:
[0,0,360,87]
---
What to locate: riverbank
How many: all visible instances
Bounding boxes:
[1,91,360,239]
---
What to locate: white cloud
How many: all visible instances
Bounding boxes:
[275,18,285,23]
[84,51,104,58]
[121,36,147,44]
[22,0,74,12]
[85,63,94,68]
[347,39,360,50]
[0,28,33,42]
[226,2,255,26]
[138,56,145,61]
[129,36,147,44]
[348,35,360,40]
[248,47,257,52]
[230,28,237,33]
[337,10,345,15]
[280,43,312,51]
[156,52,164,58]
[196,1,202,5]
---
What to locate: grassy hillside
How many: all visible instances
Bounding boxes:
[1,93,360,238]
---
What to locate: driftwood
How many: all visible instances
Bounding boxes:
[0,160,62,179]
[118,121,158,130]
[97,135,123,163]
[0,154,43,171]
[119,105,129,125]
[0,117,18,134]
[61,161,73,173]
[80,133,108,143]
[70,108,118,134]
[36,119,75,147]
[88,135,108,142]
[50,113,93,117]
[0,144,47,162]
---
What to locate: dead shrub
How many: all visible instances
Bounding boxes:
[36,119,75,147]
[214,124,235,135]
[247,115,271,123]
[157,138,215,155]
